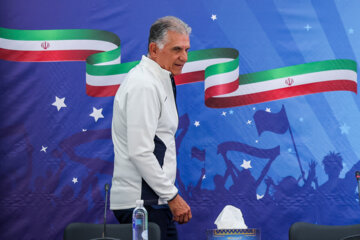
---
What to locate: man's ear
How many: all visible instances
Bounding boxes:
[148,42,157,59]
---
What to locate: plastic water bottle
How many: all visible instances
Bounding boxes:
[132,200,148,240]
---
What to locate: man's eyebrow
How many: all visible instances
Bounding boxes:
[172,46,190,50]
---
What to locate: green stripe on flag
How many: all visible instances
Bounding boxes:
[86,46,121,65]
[205,57,239,78]
[86,61,139,76]
[188,48,238,62]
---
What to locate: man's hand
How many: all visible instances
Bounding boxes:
[168,194,192,224]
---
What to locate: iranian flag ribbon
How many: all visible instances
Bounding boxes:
[180,48,357,108]
[0,28,357,107]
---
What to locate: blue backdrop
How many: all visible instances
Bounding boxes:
[1,0,360,239]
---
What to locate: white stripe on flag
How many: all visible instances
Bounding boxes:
[86,73,126,86]
[94,57,121,65]
[0,38,118,51]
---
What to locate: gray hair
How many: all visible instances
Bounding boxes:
[148,16,191,51]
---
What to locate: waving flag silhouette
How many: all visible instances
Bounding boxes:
[253,105,290,136]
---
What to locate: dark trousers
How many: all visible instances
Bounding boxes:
[113,205,178,240]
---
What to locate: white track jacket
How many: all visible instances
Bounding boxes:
[110,56,179,209]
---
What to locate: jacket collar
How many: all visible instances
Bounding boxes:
[140,55,172,80]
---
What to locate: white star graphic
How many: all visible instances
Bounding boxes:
[40,145,48,152]
[253,107,256,110]
[255,140,259,143]
[256,194,264,200]
[229,110,234,114]
[211,14,217,21]
[72,177,78,184]
[241,159,252,169]
[349,28,354,34]
[304,24,312,31]
[265,108,271,113]
[90,107,104,122]
[340,123,350,134]
[194,121,200,127]
[52,96,67,111]
[221,111,227,116]
[202,174,206,180]
[82,129,87,132]
[246,120,252,125]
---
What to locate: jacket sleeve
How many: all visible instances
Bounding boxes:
[125,83,178,201]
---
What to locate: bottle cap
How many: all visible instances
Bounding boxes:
[136,199,144,206]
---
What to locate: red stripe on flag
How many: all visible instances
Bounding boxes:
[174,70,204,85]
[86,84,120,97]
[0,48,102,62]
[205,78,239,99]
[205,80,357,108]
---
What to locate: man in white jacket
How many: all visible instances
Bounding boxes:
[110,16,192,239]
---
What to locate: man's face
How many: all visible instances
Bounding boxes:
[149,30,190,76]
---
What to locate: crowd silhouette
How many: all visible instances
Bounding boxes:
[2,112,360,240]
[175,114,360,240]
